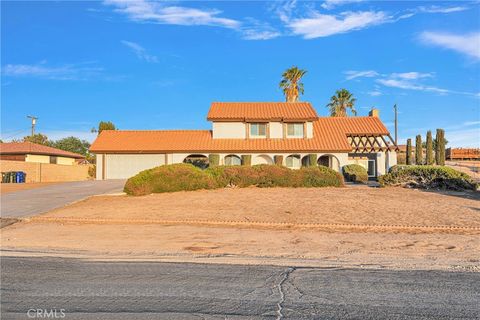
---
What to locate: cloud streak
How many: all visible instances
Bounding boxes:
[419,31,480,60]
[104,0,240,29]
[2,63,104,80]
[287,10,389,39]
[121,40,158,63]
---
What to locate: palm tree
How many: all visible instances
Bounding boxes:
[279,66,307,102]
[326,89,357,117]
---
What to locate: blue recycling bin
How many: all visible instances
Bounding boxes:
[16,172,21,183]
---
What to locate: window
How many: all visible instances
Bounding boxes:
[49,156,58,164]
[287,123,304,137]
[250,123,266,137]
[224,155,242,166]
[285,155,301,168]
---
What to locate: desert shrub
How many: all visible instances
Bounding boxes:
[241,155,252,166]
[208,154,219,166]
[125,163,344,195]
[342,164,368,183]
[299,166,344,187]
[378,165,476,191]
[88,165,96,178]
[274,155,283,166]
[124,163,217,196]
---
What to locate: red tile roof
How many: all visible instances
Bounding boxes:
[90,116,390,153]
[0,142,85,159]
[207,102,319,121]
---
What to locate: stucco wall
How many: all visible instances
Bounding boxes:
[306,122,313,138]
[0,160,90,183]
[269,122,283,138]
[56,157,75,165]
[212,122,246,139]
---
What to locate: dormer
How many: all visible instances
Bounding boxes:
[207,102,318,139]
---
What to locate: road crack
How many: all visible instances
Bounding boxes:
[275,267,296,320]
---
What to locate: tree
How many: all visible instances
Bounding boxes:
[19,133,52,146]
[52,136,91,156]
[415,135,423,165]
[435,128,446,166]
[406,138,413,165]
[426,131,434,165]
[92,121,116,134]
[326,89,357,117]
[279,66,307,102]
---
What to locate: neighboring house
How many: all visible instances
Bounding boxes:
[90,102,397,180]
[0,142,85,165]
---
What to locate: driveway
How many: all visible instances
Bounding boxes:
[1,257,479,319]
[0,180,125,218]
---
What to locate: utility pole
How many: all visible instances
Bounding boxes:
[393,104,398,146]
[27,115,38,137]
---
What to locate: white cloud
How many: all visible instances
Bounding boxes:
[344,70,379,80]
[418,6,468,14]
[376,78,450,94]
[390,72,433,80]
[463,121,480,126]
[104,0,240,29]
[367,90,382,96]
[242,29,281,40]
[2,63,104,80]
[419,31,480,60]
[288,11,389,39]
[121,40,158,63]
[321,0,365,10]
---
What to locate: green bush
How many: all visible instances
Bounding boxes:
[124,163,344,196]
[124,164,218,196]
[209,154,219,166]
[342,164,368,183]
[241,155,252,166]
[378,165,476,191]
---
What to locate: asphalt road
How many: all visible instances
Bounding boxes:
[1,257,479,319]
[0,180,125,218]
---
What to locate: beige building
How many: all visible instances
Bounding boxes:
[90,102,398,180]
[0,142,85,165]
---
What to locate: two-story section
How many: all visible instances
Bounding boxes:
[90,101,398,180]
[208,102,316,140]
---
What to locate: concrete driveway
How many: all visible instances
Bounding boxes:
[0,180,125,218]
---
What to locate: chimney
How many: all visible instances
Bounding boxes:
[369,108,379,117]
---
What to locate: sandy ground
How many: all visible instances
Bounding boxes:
[2,187,479,271]
[0,182,61,194]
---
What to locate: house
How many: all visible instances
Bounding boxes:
[90,102,397,180]
[0,141,85,165]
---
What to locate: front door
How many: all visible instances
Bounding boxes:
[367,159,376,177]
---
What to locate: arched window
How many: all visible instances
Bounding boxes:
[183,154,209,169]
[285,155,301,169]
[224,154,242,166]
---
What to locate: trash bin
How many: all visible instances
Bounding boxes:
[20,171,26,183]
[16,172,21,183]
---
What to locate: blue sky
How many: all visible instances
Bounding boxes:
[1,0,479,147]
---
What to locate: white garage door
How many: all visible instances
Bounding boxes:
[105,154,166,179]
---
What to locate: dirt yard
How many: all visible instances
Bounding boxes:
[0,182,61,194]
[2,186,479,270]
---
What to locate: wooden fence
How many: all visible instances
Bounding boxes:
[446,148,480,160]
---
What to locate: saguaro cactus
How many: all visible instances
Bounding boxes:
[426,131,433,165]
[406,138,413,165]
[436,129,446,166]
[415,135,422,165]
